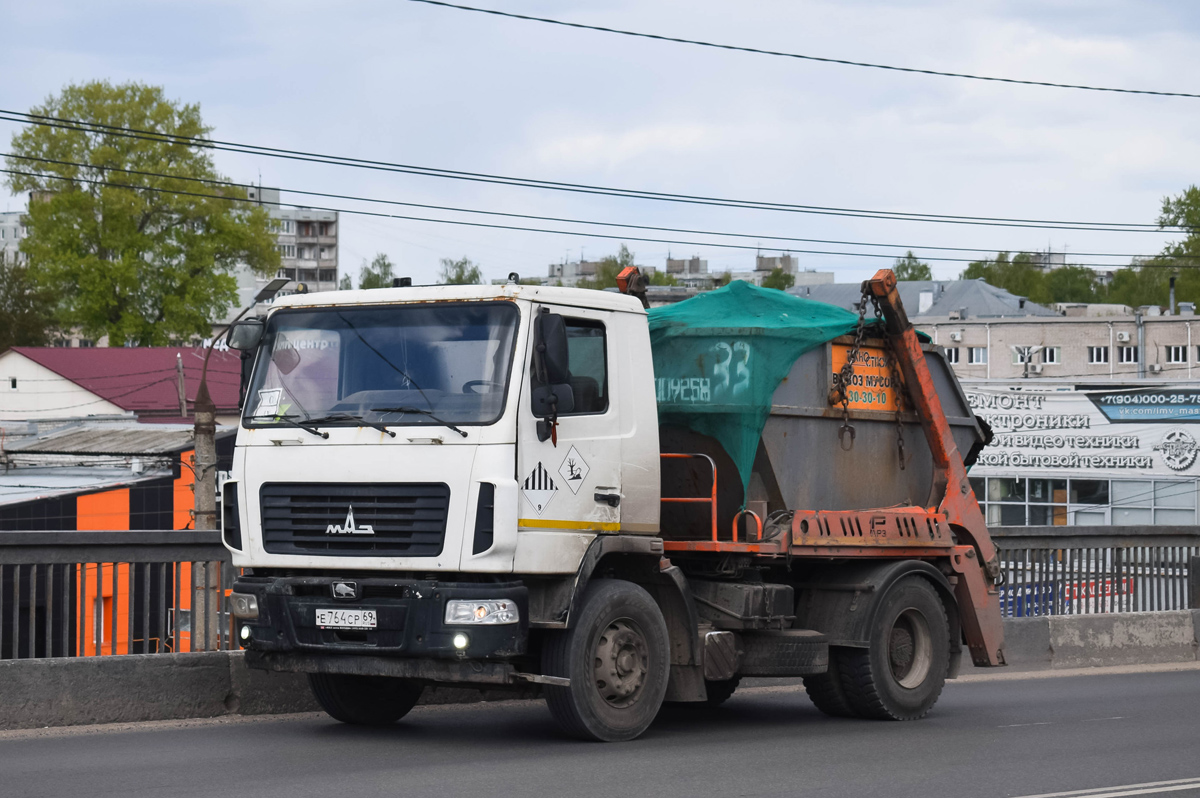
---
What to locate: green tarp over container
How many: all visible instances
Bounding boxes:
[648,280,861,495]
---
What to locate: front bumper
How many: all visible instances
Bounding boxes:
[233,575,528,660]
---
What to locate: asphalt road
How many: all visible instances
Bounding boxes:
[2,668,1199,798]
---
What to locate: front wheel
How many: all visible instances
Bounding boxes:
[308,673,423,726]
[541,579,670,741]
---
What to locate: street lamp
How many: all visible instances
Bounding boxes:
[190,277,288,651]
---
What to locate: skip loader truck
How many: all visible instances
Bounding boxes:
[224,267,1005,741]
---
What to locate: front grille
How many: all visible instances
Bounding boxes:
[260,483,450,557]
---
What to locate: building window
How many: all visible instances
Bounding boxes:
[318,269,337,282]
[318,247,332,260]
[279,220,294,234]
[1089,346,1110,364]
[278,244,296,259]
[319,222,335,236]
[944,347,959,364]
[968,347,987,364]
[1166,345,1187,364]
[7,377,16,391]
[1117,346,1137,364]
[1042,347,1059,364]
[78,339,94,348]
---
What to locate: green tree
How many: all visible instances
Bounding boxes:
[578,244,635,290]
[358,253,395,289]
[0,257,57,350]
[4,81,279,346]
[893,251,932,281]
[438,256,482,285]
[648,269,679,286]
[960,252,1050,304]
[761,267,795,290]
[1044,265,1099,303]
[337,273,352,290]
[714,271,732,287]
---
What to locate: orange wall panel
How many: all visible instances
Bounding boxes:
[77,489,130,531]
[174,449,195,530]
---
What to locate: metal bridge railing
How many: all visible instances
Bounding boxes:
[991,526,1200,618]
[0,530,235,660]
[0,525,1196,658]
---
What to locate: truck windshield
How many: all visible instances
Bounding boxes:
[243,301,520,429]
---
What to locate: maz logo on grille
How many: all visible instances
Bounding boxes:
[325,506,375,536]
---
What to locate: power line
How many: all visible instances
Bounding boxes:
[405,0,1200,100]
[0,109,1179,233]
[0,165,1179,270]
[6,151,1187,264]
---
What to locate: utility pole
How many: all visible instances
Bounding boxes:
[192,277,289,651]
[175,352,187,418]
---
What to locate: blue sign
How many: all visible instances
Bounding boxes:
[1089,390,1200,423]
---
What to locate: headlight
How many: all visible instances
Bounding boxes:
[444,599,519,625]
[230,592,259,619]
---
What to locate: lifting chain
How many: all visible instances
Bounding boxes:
[833,284,909,471]
[832,287,870,450]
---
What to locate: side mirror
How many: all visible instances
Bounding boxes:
[227,319,265,351]
[535,313,571,385]
[531,384,575,417]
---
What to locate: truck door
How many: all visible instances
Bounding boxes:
[516,307,621,567]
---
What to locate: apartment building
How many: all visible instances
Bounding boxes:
[244,186,340,297]
[0,210,26,265]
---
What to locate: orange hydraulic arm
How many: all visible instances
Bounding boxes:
[865,269,1006,666]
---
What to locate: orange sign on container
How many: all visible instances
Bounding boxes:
[831,344,903,412]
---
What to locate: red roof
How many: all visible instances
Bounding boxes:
[12,346,243,417]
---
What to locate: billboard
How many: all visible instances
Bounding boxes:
[964,384,1200,479]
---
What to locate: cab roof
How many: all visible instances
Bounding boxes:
[267,283,646,315]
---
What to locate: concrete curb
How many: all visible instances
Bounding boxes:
[0,651,532,731]
[1,610,1197,731]
[968,609,1200,673]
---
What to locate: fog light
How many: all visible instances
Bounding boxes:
[452,633,470,650]
[239,625,252,642]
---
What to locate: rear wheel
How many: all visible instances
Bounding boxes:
[542,579,670,741]
[803,648,858,718]
[703,676,741,706]
[839,577,950,720]
[308,673,423,726]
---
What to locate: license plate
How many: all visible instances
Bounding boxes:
[315,608,377,630]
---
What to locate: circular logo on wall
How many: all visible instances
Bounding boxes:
[1154,429,1199,471]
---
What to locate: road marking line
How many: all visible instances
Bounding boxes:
[1081,716,1125,722]
[997,721,1054,728]
[1007,777,1200,798]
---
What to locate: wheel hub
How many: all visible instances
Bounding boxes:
[593,619,649,708]
[888,609,934,690]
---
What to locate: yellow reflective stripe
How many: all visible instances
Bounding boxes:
[518,519,621,532]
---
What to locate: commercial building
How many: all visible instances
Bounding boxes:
[964,381,1200,528]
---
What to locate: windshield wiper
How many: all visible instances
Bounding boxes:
[269,415,329,439]
[305,413,397,438]
[371,407,469,438]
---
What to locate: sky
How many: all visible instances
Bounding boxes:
[3,0,1199,286]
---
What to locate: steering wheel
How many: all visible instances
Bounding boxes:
[462,380,504,395]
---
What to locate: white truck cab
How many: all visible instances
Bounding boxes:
[228,283,661,578]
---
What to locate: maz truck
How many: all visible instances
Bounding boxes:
[224,268,1005,741]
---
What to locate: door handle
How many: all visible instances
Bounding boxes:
[594,491,621,508]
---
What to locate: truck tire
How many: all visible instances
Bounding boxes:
[839,577,950,721]
[802,648,858,718]
[307,673,423,726]
[704,676,741,706]
[541,579,670,742]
